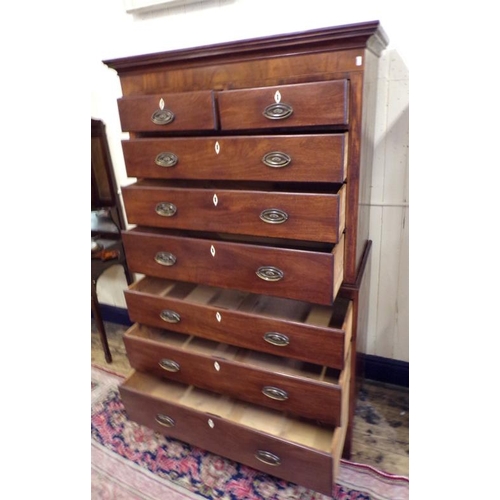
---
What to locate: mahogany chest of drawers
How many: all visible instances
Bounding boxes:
[104,20,388,496]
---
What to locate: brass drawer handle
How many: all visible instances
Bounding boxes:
[155,152,178,167]
[155,413,175,427]
[262,386,288,401]
[255,450,281,466]
[263,332,289,347]
[160,309,181,323]
[262,151,291,168]
[151,108,175,125]
[256,266,284,282]
[159,358,180,372]
[155,252,177,266]
[263,102,293,120]
[260,208,288,224]
[155,202,177,217]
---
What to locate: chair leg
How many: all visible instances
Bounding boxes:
[91,279,112,363]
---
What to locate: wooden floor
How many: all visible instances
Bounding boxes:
[91,320,409,478]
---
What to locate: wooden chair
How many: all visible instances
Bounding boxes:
[91,118,132,362]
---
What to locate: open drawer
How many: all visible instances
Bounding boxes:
[117,91,217,133]
[122,228,344,305]
[119,371,347,496]
[121,134,348,183]
[122,180,346,244]
[123,324,350,425]
[125,277,353,370]
[217,80,349,131]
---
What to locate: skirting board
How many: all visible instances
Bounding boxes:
[92,306,409,388]
[358,353,409,388]
[92,304,133,327]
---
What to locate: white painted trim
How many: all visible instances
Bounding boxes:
[123,0,203,13]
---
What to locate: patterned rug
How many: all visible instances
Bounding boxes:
[91,366,409,500]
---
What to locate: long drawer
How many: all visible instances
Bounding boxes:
[122,228,344,305]
[123,324,348,425]
[218,80,349,130]
[121,134,348,183]
[125,277,353,370]
[122,181,346,244]
[117,91,217,132]
[119,370,348,495]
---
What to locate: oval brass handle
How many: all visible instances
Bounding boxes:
[155,152,178,167]
[160,309,181,323]
[151,108,175,125]
[260,209,288,224]
[155,202,177,217]
[263,332,290,347]
[263,103,293,120]
[262,151,291,168]
[262,386,288,401]
[255,450,281,466]
[155,413,175,427]
[256,266,284,282]
[155,252,177,266]
[159,358,180,372]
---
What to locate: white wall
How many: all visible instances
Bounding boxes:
[91,0,409,362]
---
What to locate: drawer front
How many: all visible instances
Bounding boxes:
[218,80,349,130]
[123,326,345,425]
[125,278,353,370]
[119,373,337,495]
[122,230,343,305]
[117,91,217,132]
[122,183,346,244]
[122,135,347,183]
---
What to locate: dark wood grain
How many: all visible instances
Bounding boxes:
[122,228,341,305]
[339,240,372,459]
[122,134,347,183]
[125,280,351,369]
[122,181,344,243]
[119,374,337,495]
[117,91,217,132]
[104,21,390,478]
[218,80,348,130]
[103,21,388,73]
[123,326,344,425]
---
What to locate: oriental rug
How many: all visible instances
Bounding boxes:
[91,366,409,500]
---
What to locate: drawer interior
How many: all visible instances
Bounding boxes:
[129,277,352,331]
[122,371,338,453]
[133,178,345,194]
[126,323,342,386]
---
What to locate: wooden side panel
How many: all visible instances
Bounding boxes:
[339,240,371,458]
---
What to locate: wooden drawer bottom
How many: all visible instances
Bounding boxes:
[119,371,347,495]
[124,324,349,425]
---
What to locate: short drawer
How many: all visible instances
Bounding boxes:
[123,325,349,425]
[122,181,346,244]
[117,91,217,132]
[122,228,344,305]
[218,80,349,130]
[125,277,353,370]
[121,134,347,183]
[119,371,346,496]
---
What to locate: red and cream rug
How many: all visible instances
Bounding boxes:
[91,366,409,500]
